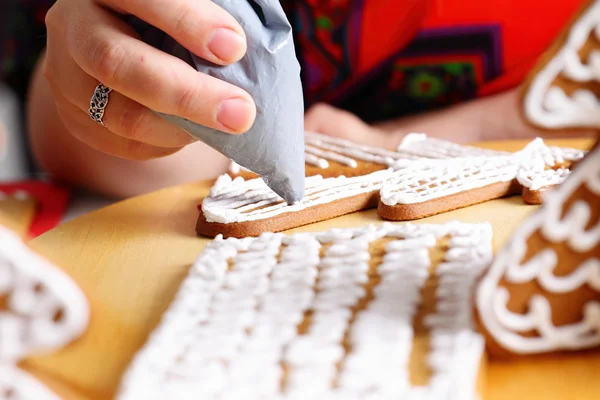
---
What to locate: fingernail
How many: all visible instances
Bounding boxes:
[217,98,255,132]
[208,28,246,62]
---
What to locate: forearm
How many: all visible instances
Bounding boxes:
[27,54,229,199]
[374,88,596,147]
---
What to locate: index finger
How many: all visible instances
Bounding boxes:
[68,6,256,134]
[96,0,247,65]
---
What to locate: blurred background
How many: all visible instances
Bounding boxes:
[0,2,113,237]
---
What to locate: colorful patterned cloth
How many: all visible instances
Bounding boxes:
[0,0,587,119]
[282,0,586,122]
[0,0,53,100]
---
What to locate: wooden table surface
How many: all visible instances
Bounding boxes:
[23,138,600,400]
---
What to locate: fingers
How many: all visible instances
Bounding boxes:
[45,28,196,148]
[53,92,182,161]
[305,103,373,139]
[97,0,247,65]
[65,3,256,134]
[304,103,393,148]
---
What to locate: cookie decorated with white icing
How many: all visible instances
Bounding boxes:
[503,139,585,204]
[118,222,491,400]
[0,223,90,398]
[198,137,582,238]
[476,141,600,358]
[229,132,510,181]
[522,0,600,131]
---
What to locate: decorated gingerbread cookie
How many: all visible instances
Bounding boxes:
[229,132,511,181]
[198,136,583,238]
[118,222,490,399]
[522,0,600,132]
[0,223,90,398]
[475,0,600,359]
[476,141,600,358]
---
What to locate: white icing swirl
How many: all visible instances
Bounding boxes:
[523,1,600,129]
[0,225,90,399]
[0,226,90,362]
[477,143,600,354]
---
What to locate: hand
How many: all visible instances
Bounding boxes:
[43,0,256,160]
[304,103,395,149]
[374,88,599,144]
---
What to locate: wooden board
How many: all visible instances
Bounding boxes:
[24,138,600,400]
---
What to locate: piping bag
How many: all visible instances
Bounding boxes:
[127,0,305,204]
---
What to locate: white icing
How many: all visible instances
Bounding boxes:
[397,133,510,159]
[477,143,600,354]
[228,160,252,175]
[305,131,416,168]
[203,169,393,223]
[517,168,571,191]
[305,144,359,168]
[524,1,600,128]
[0,226,89,362]
[117,222,492,399]
[208,138,575,223]
[0,224,90,399]
[380,156,518,206]
[0,364,61,400]
[516,141,585,191]
[228,131,514,175]
[305,153,330,169]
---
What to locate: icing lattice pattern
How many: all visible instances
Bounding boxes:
[380,156,518,206]
[204,138,582,226]
[477,142,600,354]
[117,222,491,400]
[0,224,89,398]
[515,139,586,191]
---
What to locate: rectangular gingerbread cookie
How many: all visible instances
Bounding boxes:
[117,221,490,400]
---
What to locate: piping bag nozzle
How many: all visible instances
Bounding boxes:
[128,0,305,204]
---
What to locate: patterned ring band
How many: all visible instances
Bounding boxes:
[89,83,113,127]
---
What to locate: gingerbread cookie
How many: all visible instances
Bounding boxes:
[198,137,581,238]
[0,223,90,398]
[118,222,490,399]
[228,132,511,181]
[516,140,586,204]
[522,0,600,131]
[476,141,600,358]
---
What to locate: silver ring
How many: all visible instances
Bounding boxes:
[89,83,112,126]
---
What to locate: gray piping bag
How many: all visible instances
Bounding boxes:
[128,0,305,204]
